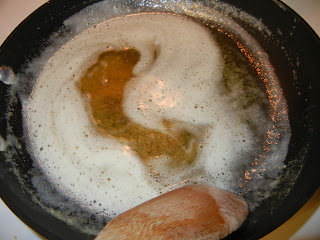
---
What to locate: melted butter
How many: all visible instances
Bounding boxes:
[20,11,291,233]
[79,48,198,167]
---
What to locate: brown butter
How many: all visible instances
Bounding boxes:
[78,48,199,167]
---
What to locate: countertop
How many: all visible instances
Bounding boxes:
[0,0,319,239]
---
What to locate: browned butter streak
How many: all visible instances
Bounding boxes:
[78,48,198,167]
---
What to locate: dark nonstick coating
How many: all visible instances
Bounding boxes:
[0,0,319,239]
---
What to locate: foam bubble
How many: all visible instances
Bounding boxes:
[0,66,18,85]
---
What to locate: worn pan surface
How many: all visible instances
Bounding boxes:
[0,0,319,239]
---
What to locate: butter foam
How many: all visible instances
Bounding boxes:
[17,5,291,234]
[25,13,227,215]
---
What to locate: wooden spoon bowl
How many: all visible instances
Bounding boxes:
[95,184,248,240]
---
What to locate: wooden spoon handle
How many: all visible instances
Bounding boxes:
[95,184,248,240]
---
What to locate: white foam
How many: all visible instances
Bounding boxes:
[21,10,290,219]
[24,13,229,215]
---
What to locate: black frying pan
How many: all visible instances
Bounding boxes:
[0,0,319,239]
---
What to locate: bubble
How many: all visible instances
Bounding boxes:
[0,66,18,85]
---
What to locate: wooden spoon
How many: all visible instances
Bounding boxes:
[95,184,248,240]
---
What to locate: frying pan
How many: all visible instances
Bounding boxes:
[0,0,319,239]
